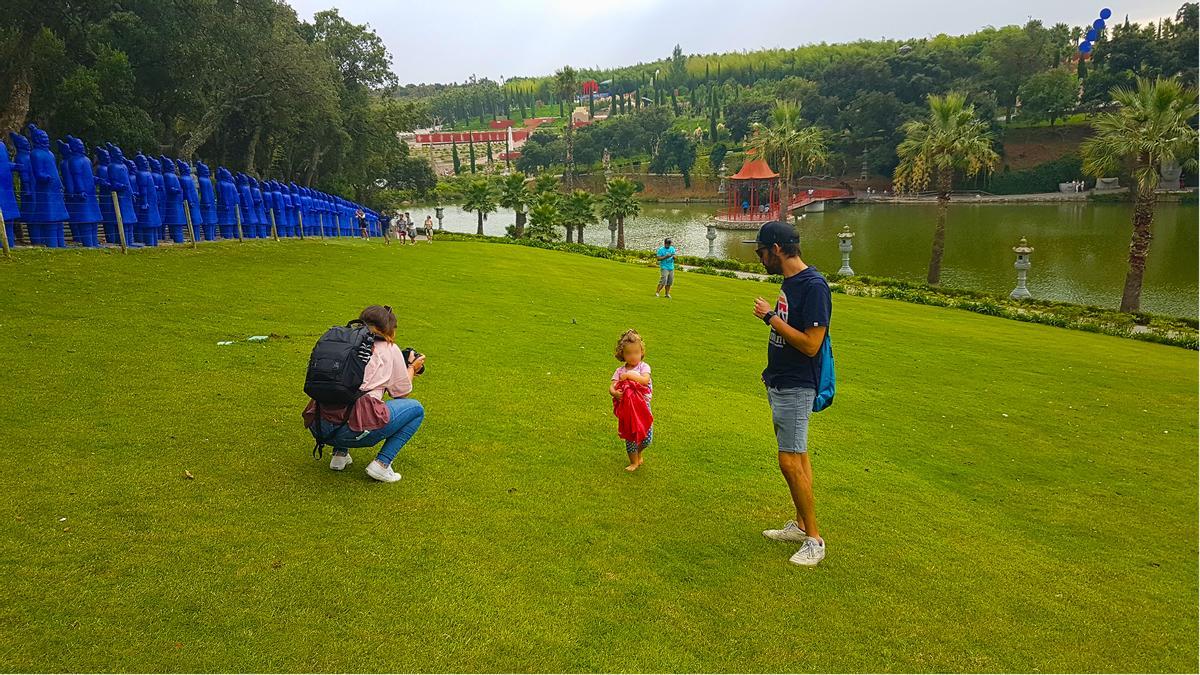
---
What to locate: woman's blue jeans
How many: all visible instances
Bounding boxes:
[320,398,424,466]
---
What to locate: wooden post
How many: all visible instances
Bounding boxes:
[297,211,305,240]
[111,192,128,253]
[269,209,279,241]
[0,210,10,258]
[183,200,198,249]
[235,205,244,242]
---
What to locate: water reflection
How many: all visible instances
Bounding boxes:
[417,201,1198,316]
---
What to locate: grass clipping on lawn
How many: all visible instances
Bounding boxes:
[0,239,1196,673]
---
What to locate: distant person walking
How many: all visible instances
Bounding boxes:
[424,215,434,242]
[405,212,416,245]
[751,220,831,567]
[356,209,368,240]
[655,238,677,298]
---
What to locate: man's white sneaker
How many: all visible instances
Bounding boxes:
[366,461,402,483]
[329,453,353,471]
[763,520,808,543]
[789,537,826,566]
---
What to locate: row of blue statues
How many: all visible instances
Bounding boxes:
[1,123,382,248]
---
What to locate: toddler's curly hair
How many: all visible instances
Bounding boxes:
[614,329,645,361]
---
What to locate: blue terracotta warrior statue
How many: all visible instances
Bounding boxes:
[249,177,267,238]
[236,173,259,237]
[195,162,218,239]
[63,136,101,247]
[134,153,163,246]
[215,167,239,239]
[271,180,289,237]
[157,155,186,242]
[105,144,139,244]
[148,156,166,240]
[262,179,278,234]
[28,124,69,247]
[93,148,117,244]
[9,131,32,244]
[176,159,204,240]
[293,184,310,235]
[1,138,20,245]
[56,139,75,244]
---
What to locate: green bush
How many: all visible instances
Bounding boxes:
[988,155,1085,195]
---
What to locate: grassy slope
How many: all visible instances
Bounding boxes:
[0,240,1195,673]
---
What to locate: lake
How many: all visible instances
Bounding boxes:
[412,201,1198,317]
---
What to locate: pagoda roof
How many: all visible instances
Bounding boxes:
[730,157,778,180]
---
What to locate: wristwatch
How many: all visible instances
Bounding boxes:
[762,310,778,325]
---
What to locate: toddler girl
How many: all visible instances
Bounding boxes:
[609,329,653,471]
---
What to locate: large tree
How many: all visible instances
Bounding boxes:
[460,177,498,235]
[600,177,640,249]
[498,172,531,238]
[562,189,598,243]
[1019,69,1080,125]
[894,92,999,285]
[1081,76,1198,312]
[554,66,578,187]
[749,102,828,217]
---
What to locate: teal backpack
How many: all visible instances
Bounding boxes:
[813,332,836,412]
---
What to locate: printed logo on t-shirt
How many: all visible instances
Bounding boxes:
[770,293,788,347]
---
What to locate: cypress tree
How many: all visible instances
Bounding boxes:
[451,141,462,175]
[468,135,477,174]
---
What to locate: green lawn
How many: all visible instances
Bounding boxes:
[0,239,1196,672]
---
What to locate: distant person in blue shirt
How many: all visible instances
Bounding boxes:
[655,238,677,298]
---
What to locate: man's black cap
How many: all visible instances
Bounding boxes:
[745,220,799,247]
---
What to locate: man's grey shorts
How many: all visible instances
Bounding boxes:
[767,386,815,453]
[659,268,675,286]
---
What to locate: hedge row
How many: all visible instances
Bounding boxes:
[435,231,1197,349]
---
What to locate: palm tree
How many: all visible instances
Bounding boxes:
[894,92,999,285]
[600,177,640,249]
[532,173,560,196]
[461,177,498,236]
[554,66,578,187]
[749,102,828,221]
[526,192,562,243]
[498,172,530,238]
[1081,76,1198,313]
[562,190,598,243]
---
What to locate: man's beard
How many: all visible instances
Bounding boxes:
[763,254,783,275]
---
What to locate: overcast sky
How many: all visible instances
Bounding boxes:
[286,0,1185,84]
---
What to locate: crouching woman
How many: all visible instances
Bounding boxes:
[302,305,426,483]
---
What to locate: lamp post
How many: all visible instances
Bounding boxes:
[837,226,855,275]
[1010,236,1033,300]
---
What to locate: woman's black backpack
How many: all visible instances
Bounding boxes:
[304,320,375,457]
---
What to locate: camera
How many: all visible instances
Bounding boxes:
[402,347,425,375]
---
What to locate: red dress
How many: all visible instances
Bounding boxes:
[612,380,654,445]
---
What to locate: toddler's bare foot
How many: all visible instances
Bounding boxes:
[625,463,638,472]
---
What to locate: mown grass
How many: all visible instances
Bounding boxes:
[0,239,1195,673]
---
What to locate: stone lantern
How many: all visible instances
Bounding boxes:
[706,223,718,258]
[1010,237,1033,300]
[435,206,444,230]
[837,226,856,276]
[608,216,617,247]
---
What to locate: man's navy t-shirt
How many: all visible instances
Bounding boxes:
[763,266,831,390]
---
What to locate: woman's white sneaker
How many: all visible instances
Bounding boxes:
[366,461,402,483]
[789,537,826,566]
[329,453,353,471]
[763,520,807,542]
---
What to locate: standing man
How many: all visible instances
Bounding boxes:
[655,237,677,298]
[750,221,830,566]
